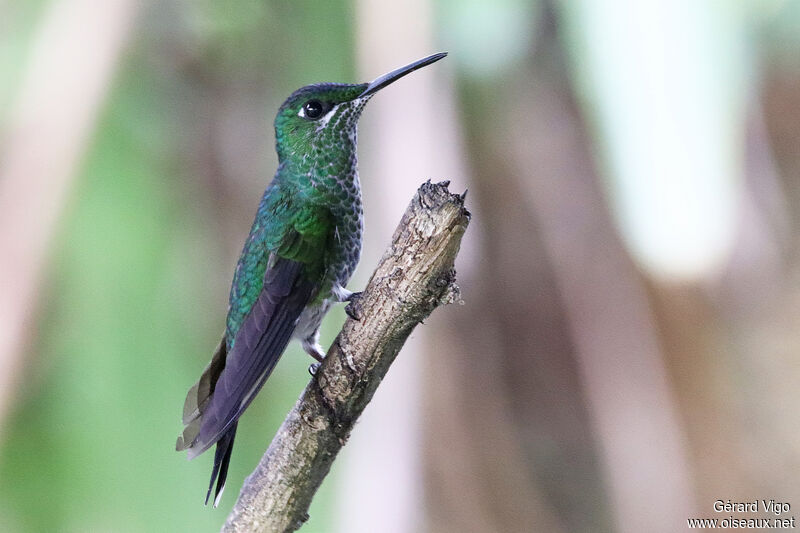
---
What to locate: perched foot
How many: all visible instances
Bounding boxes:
[302,333,324,375]
[332,283,354,302]
[302,338,325,363]
[345,291,363,321]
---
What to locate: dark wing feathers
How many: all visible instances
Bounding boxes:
[181,255,316,460]
[178,201,332,505]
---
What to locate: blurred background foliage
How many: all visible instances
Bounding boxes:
[1,1,800,532]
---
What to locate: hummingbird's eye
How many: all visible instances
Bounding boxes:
[302,100,324,120]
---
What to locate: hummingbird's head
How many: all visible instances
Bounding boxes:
[274,83,369,162]
[273,52,447,164]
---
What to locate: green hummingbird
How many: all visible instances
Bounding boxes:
[176,52,447,506]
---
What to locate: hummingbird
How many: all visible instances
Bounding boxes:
[176,52,447,506]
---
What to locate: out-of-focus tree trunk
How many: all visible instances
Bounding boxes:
[425,5,800,533]
[424,10,610,533]
[642,99,800,509]
[425,7,697,532]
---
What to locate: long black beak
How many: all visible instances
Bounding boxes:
[359,52,447,98]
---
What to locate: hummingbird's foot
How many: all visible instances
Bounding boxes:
[302,338,326,362]
[345,291,364,321]
[308,362,321,376]
[332,283,354,302]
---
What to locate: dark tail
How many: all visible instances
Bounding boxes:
[205,423,237,507]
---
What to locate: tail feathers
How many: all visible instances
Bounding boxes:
[205,423,237,507]
[177,337,228,455]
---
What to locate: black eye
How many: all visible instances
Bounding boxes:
[303,100,324,119]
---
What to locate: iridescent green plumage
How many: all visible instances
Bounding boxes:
[176,52,447,507]
[224,82,368,342]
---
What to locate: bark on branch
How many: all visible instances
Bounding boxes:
[222,181,470,533]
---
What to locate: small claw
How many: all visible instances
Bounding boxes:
[308,362,321,376]
[459,188,469,201]
[345,291,364,321]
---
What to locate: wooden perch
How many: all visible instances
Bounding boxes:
[222,181,470,533]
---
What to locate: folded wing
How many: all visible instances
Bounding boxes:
[178,254,316,459]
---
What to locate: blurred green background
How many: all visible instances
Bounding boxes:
[1,1,800,532]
